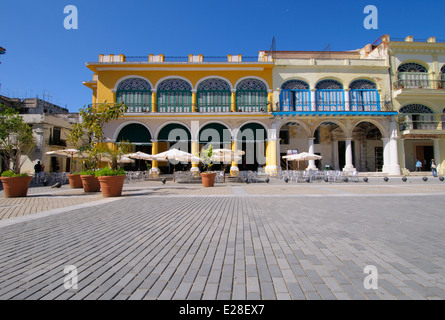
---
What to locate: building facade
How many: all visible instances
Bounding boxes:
[383,35,445,175]
[0,95,81,174]
[84,54,275,175]
[84,36,445,176]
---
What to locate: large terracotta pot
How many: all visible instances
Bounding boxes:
[80,175,101,192]
[201,172,216,187]
[0,175,33,198]
[68,174,83,189]
[97,175,126,197]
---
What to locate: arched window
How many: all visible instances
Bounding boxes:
[349,80,380,111]
[400,104,435,130]
[197,78,231,113]
[280,80,310,112]
[315,80,344,111]
[236,79,268,112]
[116,78,151,112]
[397,62,430,89]
[157,79,192,113]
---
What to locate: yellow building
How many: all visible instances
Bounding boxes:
[84,36,445,177]
[84,54,275,175]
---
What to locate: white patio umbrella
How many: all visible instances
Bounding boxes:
[117,156,135,164]
[282,152,322,161]
[45,148,82,172]
[153,148,202,163]
[282,152,322,170]
[124,151,157,170]
[211,154,242,182]
[125,151,156,160]
[152,148,202,179]
[210,149,245,182]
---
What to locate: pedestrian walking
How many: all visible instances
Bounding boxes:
[34,161,43,181]
[416,159,422,172]
[431,159,437,177]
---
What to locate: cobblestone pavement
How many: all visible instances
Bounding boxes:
[0,177,445,300]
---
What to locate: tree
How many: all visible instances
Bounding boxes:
[68,102,128,171]
[0,106,35,174]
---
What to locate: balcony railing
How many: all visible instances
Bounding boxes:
[126,104,151,113]
[394,80,445,90]
[279,101,390,112]
[238,104,268,113]
[197,104,231,113]
[398,114,445,131]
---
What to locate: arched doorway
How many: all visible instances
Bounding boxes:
[157,123,191,173]
[116,123,153,171]
[312,121,347,170]
[199,122,232,171]
[278,121,310,170]
[351,122,384,172]
[237,123,267,171]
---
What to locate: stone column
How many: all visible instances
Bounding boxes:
[265,138,279,175]
[343,138,355,172]
[344,89,350,111]
[311,89,316,111]
[388,120,401,175]
[191,140,200,172]
[230,139,240,175]
[434,139,441,174]
[151,89,157,112]
[231,89,237,112]
[150,140,160,177]
[307,138,318,170]
[192,90,197,112]
[267,90,273,112]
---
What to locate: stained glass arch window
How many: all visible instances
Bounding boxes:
[281,80,310,90]
[157,78,192,91]
[236,78,267,91]
[315,80,343,90]
[399,104,433,114]
[197,78,231,91]
[398,62,428,73]
[117,78,151,91]
[349,80,377,90]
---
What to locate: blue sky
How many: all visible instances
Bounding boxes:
[0,0,444,112]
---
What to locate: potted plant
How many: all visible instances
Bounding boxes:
[95,141,131,197]
[79,169,101,192]
[0,107,36,197]
[68,102,128,196]
[200,145,216,187]
[95,167,126,197]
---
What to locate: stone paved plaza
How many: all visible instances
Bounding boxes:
[0,176,445,300]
